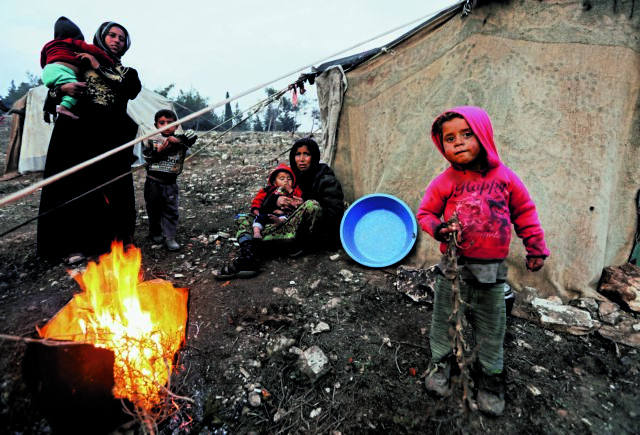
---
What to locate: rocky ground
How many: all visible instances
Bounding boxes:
[0,126,639,434]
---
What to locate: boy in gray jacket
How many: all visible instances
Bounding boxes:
[143,109,197,251]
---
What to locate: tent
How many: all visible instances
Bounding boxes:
[315,0,640,300]
[2,85,176,175]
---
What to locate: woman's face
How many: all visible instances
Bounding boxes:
[105,26,126,56]
[294,145,312,173]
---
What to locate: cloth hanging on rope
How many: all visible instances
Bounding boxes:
[315,65,347,167]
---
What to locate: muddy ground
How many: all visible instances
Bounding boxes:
[0,125,639,434]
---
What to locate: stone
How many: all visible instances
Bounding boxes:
[248,392,261,407]
[323,297,342,309]
[339,269,354,281]
[289,346,303,355]
[311,321,330,334]
[527,385,542,396]
[526,297,601,335]
[598,301,621,325]
[568,298,599,317]
[273,408,287,422]
[298,345,330,381]
[266,335,296,356]
[598,314,640,349]
[598,263,640,312]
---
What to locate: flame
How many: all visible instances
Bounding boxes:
[39,242,189,410]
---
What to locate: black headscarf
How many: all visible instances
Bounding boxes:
[93,21,131,62]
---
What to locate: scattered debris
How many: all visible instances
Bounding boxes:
[395,265,437,303]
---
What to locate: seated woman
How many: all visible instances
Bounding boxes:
[214,137,345,279]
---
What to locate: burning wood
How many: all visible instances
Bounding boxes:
[37,242,189,412]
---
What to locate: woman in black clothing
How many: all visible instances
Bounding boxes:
[37,21,141,262]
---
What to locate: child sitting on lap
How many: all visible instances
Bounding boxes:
[250,164,302,239]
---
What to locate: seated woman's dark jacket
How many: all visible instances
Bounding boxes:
[297,162,345,242]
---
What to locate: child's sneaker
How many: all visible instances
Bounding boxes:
[477,372,505,416]
[425,360,452,397]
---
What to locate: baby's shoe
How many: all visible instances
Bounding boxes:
[151,235,164,243]
[477,372,506,416]
[165,238,180,251]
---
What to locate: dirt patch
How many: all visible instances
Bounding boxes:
[0,131,639,434]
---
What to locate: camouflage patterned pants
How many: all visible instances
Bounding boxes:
[429,274,507,375]
[236,200,323,246]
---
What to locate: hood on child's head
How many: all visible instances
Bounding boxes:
[430,105,502,170]
[268,164,296,186]
[54,16,84,41]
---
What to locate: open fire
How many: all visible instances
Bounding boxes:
[37,242,189,411]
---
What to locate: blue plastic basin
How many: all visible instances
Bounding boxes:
[340,193,417,268]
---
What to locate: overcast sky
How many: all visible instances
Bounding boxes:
[1,0,458,122]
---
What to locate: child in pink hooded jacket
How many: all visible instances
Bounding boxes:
[417,106,549,416]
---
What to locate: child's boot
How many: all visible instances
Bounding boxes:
[165,238,180,251]
[425,357,452,397]
[477,371,505,416]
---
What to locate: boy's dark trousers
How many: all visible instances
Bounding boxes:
[144,177,179,239]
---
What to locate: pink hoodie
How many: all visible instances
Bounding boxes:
[417,106,549,260]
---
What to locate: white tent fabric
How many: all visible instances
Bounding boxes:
[19,86,54,173]
[15,85,175,173]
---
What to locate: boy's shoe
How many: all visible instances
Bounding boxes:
[151,235,164,243]
[477,372,505,416]
[165,239,180,251]
[425,360,452,397]
[64,253,86,266]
